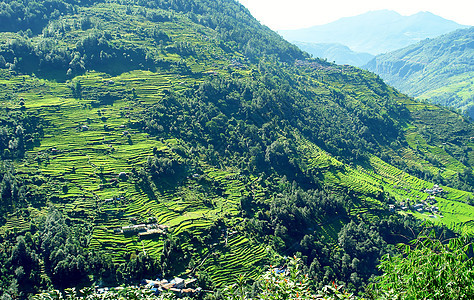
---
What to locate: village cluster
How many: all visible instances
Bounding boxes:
[142,277,201,296]
[114,222,170,239]
[389,184,445,218]
[96,277,201,296]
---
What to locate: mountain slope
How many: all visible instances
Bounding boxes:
[0,0,473,297]
[293,42,374,66]
[279,10,468,55]
[365,27,474,119]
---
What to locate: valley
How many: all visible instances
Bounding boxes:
[0,0,473,298]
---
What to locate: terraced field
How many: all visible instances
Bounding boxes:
[0,69,270,275]
[200,234,269,287]
[1,0,473,295]
[2,66,472,286]
[295,136,474,232]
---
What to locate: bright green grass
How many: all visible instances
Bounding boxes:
[0,26,472,283]
[200,234,269,287]
[293,136,474,233]
[5,70,253,268]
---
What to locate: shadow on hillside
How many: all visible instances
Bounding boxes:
[135,166,189,203]
[12,58,204,83]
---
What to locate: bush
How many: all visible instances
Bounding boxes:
[224,257,356,300]
[368,231,474,300]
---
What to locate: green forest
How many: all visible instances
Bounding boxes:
[0,0,473,299]
[365,27,474,119]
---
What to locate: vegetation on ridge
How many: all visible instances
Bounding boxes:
[365,27,474,119]
[0,0,473,298]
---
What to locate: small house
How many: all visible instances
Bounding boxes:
[122,224,147,233]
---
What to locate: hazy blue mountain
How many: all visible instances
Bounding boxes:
[294,42,374,66]
[280,10,468,55]
[365,27,474,119]
[0,0,473,297]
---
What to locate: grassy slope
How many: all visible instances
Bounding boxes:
[1,68,264,283]
[0,1,473,287]
[2,70,474,284]
[364,27,474,117]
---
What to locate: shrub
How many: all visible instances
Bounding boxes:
[368,231,474,300]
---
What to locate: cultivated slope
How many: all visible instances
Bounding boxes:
[365,27,474,119]
[0,0,473,296]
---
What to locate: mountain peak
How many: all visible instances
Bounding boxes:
[412,11,435,16]
[409,11,455,22]
[365,26,474,118]
[280,10,467,55]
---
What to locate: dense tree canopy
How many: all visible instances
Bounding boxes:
[0,0,472,298]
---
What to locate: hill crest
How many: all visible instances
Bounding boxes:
[364,26,474,119]
[279,10,468,55]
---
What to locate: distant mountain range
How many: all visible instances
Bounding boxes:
[280,10,468,60]
[365,27,474,119]
[293,42,374,67]
[0,0,473,297]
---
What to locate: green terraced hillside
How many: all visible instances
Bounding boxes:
[0,0,473,297]
[365,27,474,119]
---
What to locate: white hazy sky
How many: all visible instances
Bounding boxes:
[237,0,474,30]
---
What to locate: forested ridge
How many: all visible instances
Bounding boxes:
[0,0,473,299]
[365,27,474,119]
